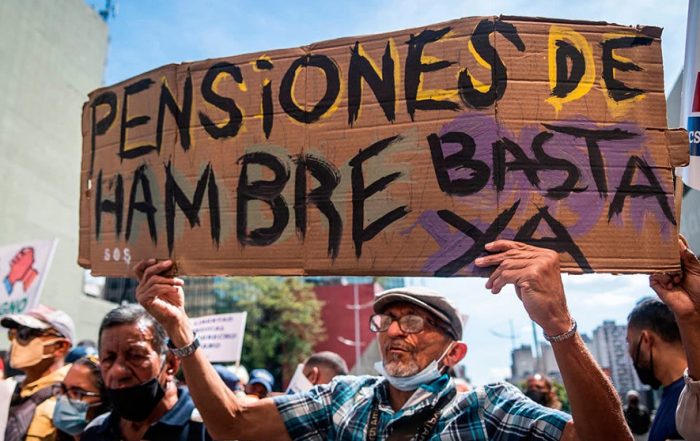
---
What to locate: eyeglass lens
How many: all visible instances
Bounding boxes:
[370,314,425,334]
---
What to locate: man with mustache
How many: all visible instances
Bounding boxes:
[134,240,633,440]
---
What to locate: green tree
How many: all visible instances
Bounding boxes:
[216,277,325,387]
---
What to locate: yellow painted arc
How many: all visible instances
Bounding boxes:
[466,39,492,94]
[545,25,596,113]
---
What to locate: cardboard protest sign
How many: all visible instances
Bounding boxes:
[0,240,57,315]
[79,16,689,277]
[190,312,247,363]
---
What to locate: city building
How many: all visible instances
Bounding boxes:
[0,0,114,346]
[306,277,406,374]
[510,342,561,383]
[590,320,644,398]
[99,275,223,318]
[510,344,536,383]
[312,283,377,374]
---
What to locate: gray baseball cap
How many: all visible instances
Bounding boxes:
[373,287,462,340]
[1,304,75,345]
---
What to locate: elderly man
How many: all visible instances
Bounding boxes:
[1,305,74,441]
[134,240,632,440]
[81,305,212,441]
[302,351,348,386]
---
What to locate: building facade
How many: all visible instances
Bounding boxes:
[0,0,114,347]
[510,342,561,383]
[590,320,644,397]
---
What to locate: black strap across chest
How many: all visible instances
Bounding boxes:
[366,388,456,441]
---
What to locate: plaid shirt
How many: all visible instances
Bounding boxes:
[273,375,571,441]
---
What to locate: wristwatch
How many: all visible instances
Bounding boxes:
[167,333,200,358]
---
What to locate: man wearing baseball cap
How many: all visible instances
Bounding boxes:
[134,240,633,440]
[245,368,274,399]
[2,304,74,441]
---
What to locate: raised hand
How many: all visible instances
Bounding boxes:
[474,240,572,337]
[650,236,700,322]
[133,259,188,336]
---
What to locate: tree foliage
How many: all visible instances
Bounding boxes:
[216,277,325,387]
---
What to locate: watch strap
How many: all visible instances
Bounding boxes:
[167,333,200,358]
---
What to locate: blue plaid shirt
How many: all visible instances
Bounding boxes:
[273,375,571,441]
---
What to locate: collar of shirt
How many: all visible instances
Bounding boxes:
[661,376,685,397]
[20,363,71,397]
[93,386,195,436]
[372,374,455,420]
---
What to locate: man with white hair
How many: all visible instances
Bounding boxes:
[134,240,633,440]
[623,390,650,440]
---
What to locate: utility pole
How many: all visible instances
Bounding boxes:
[532,320,543,374]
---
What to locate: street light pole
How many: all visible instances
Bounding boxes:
[353,283,361,370]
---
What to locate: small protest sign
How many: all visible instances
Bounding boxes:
[0,240,57,316]
[0,377,18,441]
[79,16,688,277]
[190,312,247,363]
[285,363,314,394]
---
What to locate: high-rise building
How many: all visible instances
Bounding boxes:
[540,343,561,382]
[510,342,561,383]
[0,0,114,345]
[510,344,536,383]
[590,320,644,397]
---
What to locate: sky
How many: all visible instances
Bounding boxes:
[85,0,691,385]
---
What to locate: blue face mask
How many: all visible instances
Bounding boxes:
[374,343,453,391]
[52,395,91,436]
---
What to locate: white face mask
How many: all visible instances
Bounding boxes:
[374,343,453,391]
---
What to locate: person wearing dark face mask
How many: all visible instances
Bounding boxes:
[649,236,700,440]
[524,374,562,410]
[626,297,687,441]
[1,304,75,441]
[81,305,212,441]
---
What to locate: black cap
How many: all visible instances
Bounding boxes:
[373,287,462,340]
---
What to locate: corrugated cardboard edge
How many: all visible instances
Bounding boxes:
[78,100,91,269]
[666,128,690,167]
[499,15,663,38]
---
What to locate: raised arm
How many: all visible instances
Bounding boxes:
[475,241,632,441]
[649,237,700,440]
[133,259,291,441]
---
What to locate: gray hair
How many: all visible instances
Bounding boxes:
[98,304,168,355]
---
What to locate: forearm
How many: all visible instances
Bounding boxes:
[677,315,700,378]
[168,321,289,440]
[551,334,632,441]
[168,322,243,438]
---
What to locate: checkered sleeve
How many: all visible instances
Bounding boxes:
[481,383,571,441]
[273,377,358,441]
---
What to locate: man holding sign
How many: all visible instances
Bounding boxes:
[134,240,632,441]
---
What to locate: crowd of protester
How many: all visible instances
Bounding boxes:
[1,238,698,440]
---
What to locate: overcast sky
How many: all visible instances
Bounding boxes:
[86,0,691,385]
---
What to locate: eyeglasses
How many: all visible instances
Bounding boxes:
[369,313,445,335]
[52,383,101,402]
[8,327,63,345]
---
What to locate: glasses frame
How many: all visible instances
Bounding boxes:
[7,326,63,345]
[369,313,445,335]
[52,383,101,402]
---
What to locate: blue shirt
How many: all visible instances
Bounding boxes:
[273,375,571,440]
[648,377,685,441]
[81,387,212,441]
